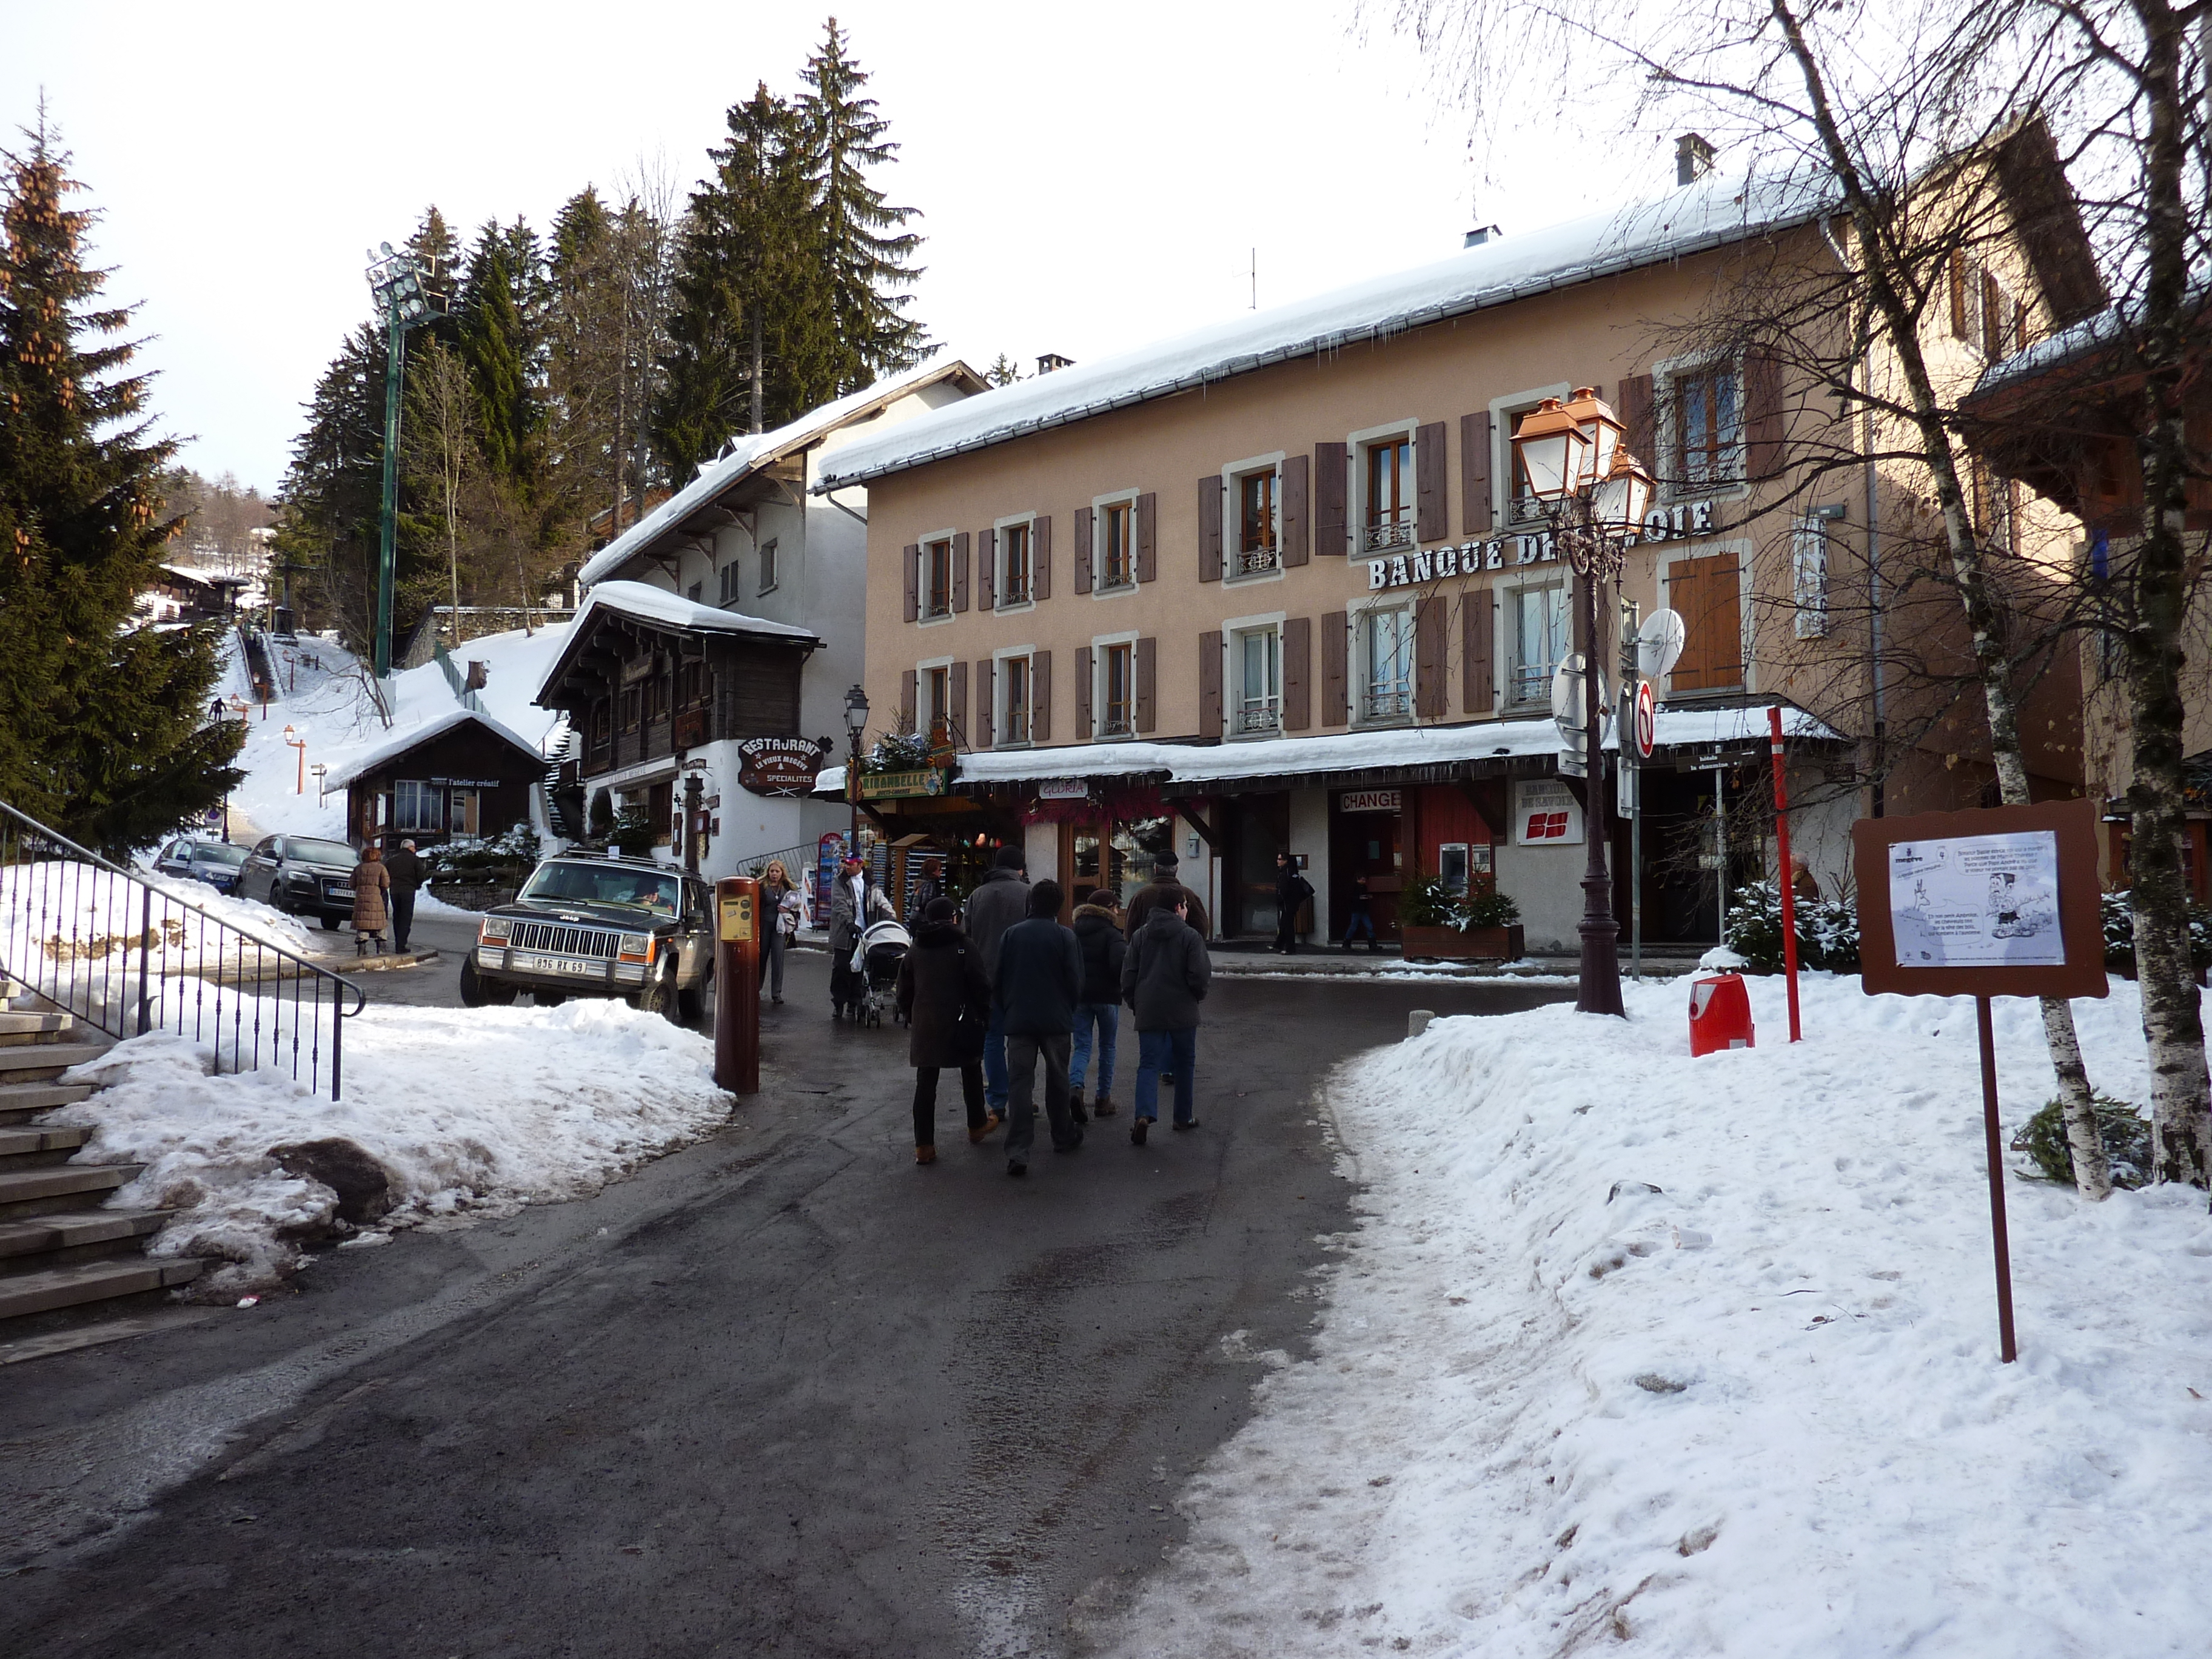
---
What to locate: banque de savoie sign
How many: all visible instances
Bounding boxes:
[1366,498,1718,592]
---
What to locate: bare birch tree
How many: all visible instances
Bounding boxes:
[403,338,477,645]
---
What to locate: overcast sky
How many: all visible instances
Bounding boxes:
[5,1,1677,494]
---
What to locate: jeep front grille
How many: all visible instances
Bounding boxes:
[508,920,620,960]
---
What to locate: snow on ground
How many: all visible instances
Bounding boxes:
[52,999,729,1298]
[1090,972,2212,1658]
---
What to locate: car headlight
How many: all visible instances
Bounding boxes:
[479,917,511,943]
[617,933,654,963]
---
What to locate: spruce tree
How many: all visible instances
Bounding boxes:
[277,321,391,647]
[458,221,538,480]
[0,122,240,851]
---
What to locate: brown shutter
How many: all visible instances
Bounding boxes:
[1460,413,1492,535]
[1281,453,1310,566]
[899,668,917,730]
[1321,609,1348,725]
[952,531,970,612]
[1744,356,1785,481]
[1135,491,1158,582]
[1033,514,1052,601]
[1198,475,1222,582]
[949,659,968,743]
[1076,644,1094,737]
[1134,636,1158,732]
[1949,251,1969,339]
[1315,441,1347,556]
[1669,555,1743,691]
[1462,590,1493,714]
[1415,421,1448,543]
[1033,648,1051,742]
[1617,374,1654,471]
[1415,594,1447,717]
[1199,631,1222,733]
[1074,506,1094,594]
[977,528,996,610]
[1282,615,1312,731]
[902,543,919,623]
[974,659,996,746]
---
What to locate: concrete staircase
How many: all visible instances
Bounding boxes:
[0,997,201,1335]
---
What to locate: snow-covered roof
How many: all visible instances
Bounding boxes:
[814,169,1836,490]
[1972,276,2210,400]
[323,706,548,791]
[577,358,984,587]
[531,580,823,709]
[813,704,1843,794]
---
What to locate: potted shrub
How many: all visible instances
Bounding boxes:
[1458,879,1524,961]
[1398,871,1483,962]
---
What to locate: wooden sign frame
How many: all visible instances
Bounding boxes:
[1851,797,2108,1001]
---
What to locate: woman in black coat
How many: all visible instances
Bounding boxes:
[893,896,998,1164]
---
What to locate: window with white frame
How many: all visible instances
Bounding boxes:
[393,779,443,833]
[758,538,779,594]
[1361,434,1415,554]
[1098,499,1136,589]
[1673,363,1742,492]
[1507,582,1571,706]
[998,521,1033,606]
[1233,466,1279,577]
[1358,605,1413,723]
[999,652,1032,745]
[923,537,953,618]
[1232,625,1282,735]
[1097,640,1134,736]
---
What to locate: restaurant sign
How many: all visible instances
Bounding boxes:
[1367,499,1718,592]
[739,737,832,798]
[856,766,951,802]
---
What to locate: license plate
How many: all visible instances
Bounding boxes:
[330,886,354,899]
[515,953,597,976]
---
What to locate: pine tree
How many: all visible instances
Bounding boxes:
[458,221,539,480]
[0,121,240,851]
[277,321,391,646]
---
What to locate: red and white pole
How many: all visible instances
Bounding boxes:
[1768,705,1802,1042]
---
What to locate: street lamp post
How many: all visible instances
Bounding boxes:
[1510,387,1654,1018]
[364,242,447,682]
[282,724,307,796]
[843,683,871,858]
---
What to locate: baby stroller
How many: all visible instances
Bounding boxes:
[851,919,913,1028]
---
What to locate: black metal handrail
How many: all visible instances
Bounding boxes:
[0,799,367,1099]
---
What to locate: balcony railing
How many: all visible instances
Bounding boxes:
[1361,517,1416,555]
[1234,702,1281,736]
[1234,545,1281,577]
[1361,687,1411,722]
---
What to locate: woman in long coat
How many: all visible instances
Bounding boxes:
[893,896,997,1163]
[349,845,392,956]
[757,858,796,1004]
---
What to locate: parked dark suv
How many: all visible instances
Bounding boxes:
[460,852,714,1022]
[236,834,360,930]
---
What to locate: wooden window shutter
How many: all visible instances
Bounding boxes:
[1073,506,1094,594]
[974,659,996,746]
[1462,590,1493,714]
[977,528,996,610]
[1744,356,1785,481]
[1949,251,1970,340]
[949,659,968,743]
[899,668,917,731]
[1415,421,1448,543]
[1033,648,1052,742]
[1199,631,1223,732]
[952,531,970,612]
[1460,413,1493,535]
[902,543,919,623]
[1134,636,1158,732]
[1281,453,1310,566]
[1616,375,1654,472]
[1282,615,1312,731]
[1135,491,1158,582]
[1668,555,1743,692]
[1033,514,1052,601]
[1315,442,1347,555]
[1320,609,1348,725]
[1198,476,1223,582]
[1414,594,1447,718]
[1076,644,1094,737]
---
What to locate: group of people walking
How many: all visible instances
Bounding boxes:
[893,846,1214,1175]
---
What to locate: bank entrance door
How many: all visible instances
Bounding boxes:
[1332,789,1404,942]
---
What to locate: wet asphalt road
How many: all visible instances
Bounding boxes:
[0,943,1569,1658]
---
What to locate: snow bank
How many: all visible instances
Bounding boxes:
[53,999,730,1298]
[1098,973,2212,1657]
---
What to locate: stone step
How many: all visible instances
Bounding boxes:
[0,1162,139,1221]
[0,1081,94,1125]
[0,1123,93,1165]
[0,1208,166,1262]
[0,1010,75,1046]
[0,1255,202,1322]
[0,1043,107,1084]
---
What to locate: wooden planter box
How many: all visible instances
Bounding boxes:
[1400,923,1524,962]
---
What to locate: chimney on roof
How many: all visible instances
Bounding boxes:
[1463,224,1501,249]
[1677,133,1715,186]
[1035,352,1074,375]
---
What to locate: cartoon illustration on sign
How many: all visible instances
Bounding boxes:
[1888,830,2065,968]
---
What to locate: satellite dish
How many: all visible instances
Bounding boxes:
[1550,654,1611,736]
[1638,609,1686,679]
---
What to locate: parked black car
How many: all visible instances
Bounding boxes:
[153,836,250,896]
[236,834,360,930]
[460,852,714,1023]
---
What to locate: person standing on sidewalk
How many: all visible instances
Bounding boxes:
[349,845,392,957]
[895,896,997,1164]
[1272,851,1314,954]
[991,879,1084,1176]
[1343,873,1379,952]
[757,858,796,1005]
[1069,887,1125,1118]
[383,838,423,953]
[962,846,1030,1121]
[1121,893,1211,1144]
[828,856,887,1019]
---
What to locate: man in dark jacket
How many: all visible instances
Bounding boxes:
[1121,895,1212,1144]
[991,879,1083,1176]
[1068,888,1126,1118]
[1272,851,1315,954]
[1123,851,1210,939]
[894,896,997,1163]
[962,846,1030,1118]
[384,838,424,953]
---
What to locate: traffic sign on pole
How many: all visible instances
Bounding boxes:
[1634,679,1657,760]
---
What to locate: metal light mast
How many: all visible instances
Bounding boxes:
[364,242,447,680]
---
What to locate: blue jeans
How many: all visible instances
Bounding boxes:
[1344,911,1376,946]
[982,1005,1009,1113]
[1069,1002,1119,1099]
[1132,1027,1197,1124]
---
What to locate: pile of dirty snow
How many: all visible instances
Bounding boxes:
[54,999,729,1298]
[1093,972,2212,1658]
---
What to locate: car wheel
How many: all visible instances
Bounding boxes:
[458,957,515,1008]
[321,914,342,931]
[638,964,682,1023]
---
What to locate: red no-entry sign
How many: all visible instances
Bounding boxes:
[1633,679,1656,760]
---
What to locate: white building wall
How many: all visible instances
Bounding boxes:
[1289,786,1330,945]
[1493,840,1586,955]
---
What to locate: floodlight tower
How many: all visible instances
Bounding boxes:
[364,242,447,679]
